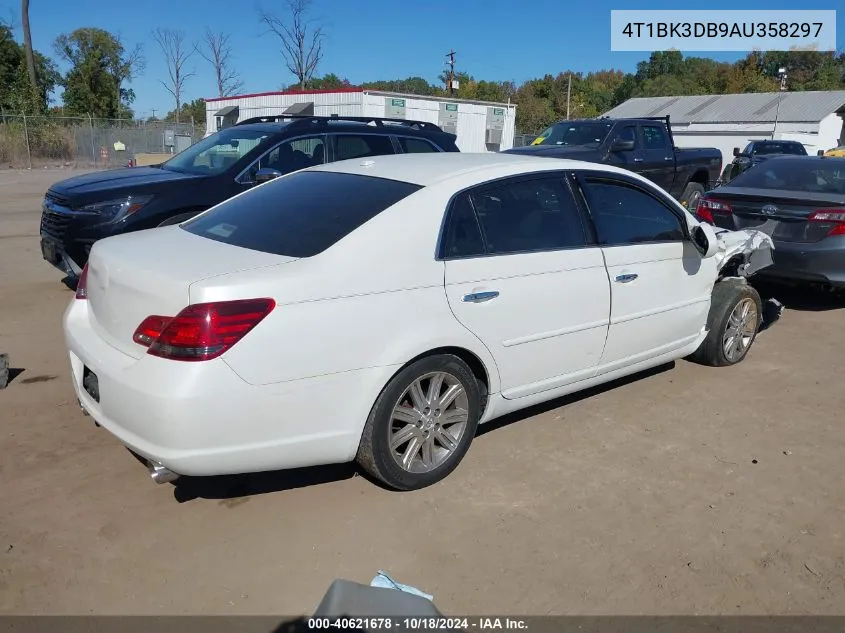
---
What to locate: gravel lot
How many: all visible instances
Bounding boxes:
[1,170,844,616]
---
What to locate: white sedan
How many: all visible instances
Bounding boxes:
[64,153,773,490]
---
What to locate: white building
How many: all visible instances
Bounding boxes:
[204,88,517,152]
[603,90,845,166]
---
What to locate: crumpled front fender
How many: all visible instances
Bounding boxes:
[712,227,775,278]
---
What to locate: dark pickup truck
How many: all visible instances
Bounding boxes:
[505,116,722,209]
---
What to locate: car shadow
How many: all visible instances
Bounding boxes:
[751,280,845,312]
[172,364,678,502]
[172,462,358,503]
[476,362,675,438]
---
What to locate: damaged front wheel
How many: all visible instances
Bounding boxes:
[689,279,762,367]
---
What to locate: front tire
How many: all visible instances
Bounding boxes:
[689,279,762,367]
[356,354,481,491]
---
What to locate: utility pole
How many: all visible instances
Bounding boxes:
[445,50,456,96]
[772,67,787,140]
[151,108,158,120]
[566,73,572,120]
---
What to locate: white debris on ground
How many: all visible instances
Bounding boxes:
[713,227,775,277]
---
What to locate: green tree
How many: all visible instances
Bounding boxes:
[362,76,438,95]
[165,97,205,124]
[304,73,353,90]
[0,20,59,112]
[54,28,144,118]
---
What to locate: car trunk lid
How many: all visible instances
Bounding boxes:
[85,226,296,359]
[705,188,845,243]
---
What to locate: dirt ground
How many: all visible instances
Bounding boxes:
[1,170,844,616]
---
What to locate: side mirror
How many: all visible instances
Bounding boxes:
[610,139,635,152]
[817,149,825,156]
[732,147,741,157]
[692,222,720,259]
[254,168,283,184]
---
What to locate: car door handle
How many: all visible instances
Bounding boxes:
[664,157,673,161]
[462,291,499,303]
[633,158,644,162]
[615,273,638,283]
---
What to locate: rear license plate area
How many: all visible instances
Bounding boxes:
[82,366,100,403]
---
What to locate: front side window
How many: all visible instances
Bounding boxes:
[161,127,271,176]
[335,134,395,161]
[582,179,685,246]
[182,171,421,258]
[613,126,637,146]
[240,135,326,183]
[468,177,587,255]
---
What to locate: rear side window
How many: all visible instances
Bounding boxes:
[334,135,395,161]
[469,177,587,255]
[398,137,440,153]
[641,125,667,150]
[440,193,485,258]
[182,171,421,257]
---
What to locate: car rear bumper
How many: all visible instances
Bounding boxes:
[63,299,397,478]
[754,235,845,288]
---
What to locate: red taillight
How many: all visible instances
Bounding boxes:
[695,197,733,224]
[132,298,276,362]
[808,209,845,236]
[75,263,89,299]
[132,315,172,347]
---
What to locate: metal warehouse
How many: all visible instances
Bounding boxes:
[604,90,845,166]
[204,88,517,152]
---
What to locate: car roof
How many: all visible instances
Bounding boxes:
[306,152,644,187]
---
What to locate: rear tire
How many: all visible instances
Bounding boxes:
[356,354,481,491]
[680,182,705,210]
[689,279,762,367]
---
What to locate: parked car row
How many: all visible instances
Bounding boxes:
[52,112,843,491]
[41,114,727,281]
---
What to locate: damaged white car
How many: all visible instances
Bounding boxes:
[64,154,775,491]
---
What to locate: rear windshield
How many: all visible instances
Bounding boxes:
[751,142,807,156]
[181,171,422,257]
[729,158,845,194]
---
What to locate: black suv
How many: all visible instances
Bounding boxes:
[39,115,459,278]
[717,139,808,185]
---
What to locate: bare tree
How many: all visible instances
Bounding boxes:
[199,29,244,97]
[151,28,197,122]
[259,0,324,89]
[21,0,37,89]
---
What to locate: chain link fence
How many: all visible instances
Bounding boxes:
[0,115,204,169]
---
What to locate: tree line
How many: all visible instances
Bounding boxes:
[2,0,844,134]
